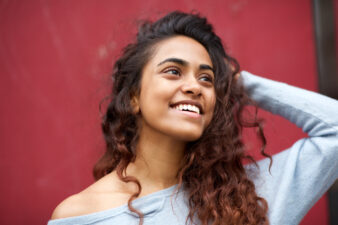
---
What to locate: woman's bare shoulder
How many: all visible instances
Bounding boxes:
[50,172,133,220]
[51,191,89,220]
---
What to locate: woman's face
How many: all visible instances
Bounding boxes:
[135,35,216,141]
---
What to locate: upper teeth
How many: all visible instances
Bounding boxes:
[174,104,200,114]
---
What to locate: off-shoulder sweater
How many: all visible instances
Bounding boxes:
[48,71,338,225]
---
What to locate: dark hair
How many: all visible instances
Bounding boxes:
[94,10,270,225]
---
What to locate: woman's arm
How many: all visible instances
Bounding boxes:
[240,71,338,225]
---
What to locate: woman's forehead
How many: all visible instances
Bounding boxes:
[149,36,213,67]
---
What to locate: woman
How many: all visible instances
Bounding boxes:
[48,11,338,225]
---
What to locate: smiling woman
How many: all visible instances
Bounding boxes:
[137,36,216,141]
[47,11,338,225]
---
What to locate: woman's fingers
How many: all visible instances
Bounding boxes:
[226,59,240,81]
[234,72,240,81]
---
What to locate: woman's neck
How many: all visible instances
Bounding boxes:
[126,126,185,193]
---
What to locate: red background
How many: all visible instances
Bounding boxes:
[0,0,336,224]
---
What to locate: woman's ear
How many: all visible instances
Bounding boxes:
[130,95,140,114]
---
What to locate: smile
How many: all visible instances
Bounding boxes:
[173,104,200,114]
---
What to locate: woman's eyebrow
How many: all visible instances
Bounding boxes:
[200,64,214,73]
[157,57,214,72]
[157,57,188,66]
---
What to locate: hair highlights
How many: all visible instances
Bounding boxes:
[94,11,270,225]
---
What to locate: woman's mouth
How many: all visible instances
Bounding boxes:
[169,103,202,119]
[172,104,200,114]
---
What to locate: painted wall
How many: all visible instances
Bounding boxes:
[0,0,332,224]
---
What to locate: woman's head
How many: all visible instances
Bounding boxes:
[109,11,238,143]
[95,11,268,225]
[135,35,216,141]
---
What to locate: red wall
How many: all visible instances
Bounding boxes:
[0,0,332,224]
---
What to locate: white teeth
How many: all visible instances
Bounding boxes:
[173,104,200,114]
[194,106,200,114]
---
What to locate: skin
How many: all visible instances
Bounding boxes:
[51,35,216,219]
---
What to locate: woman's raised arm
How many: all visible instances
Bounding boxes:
[241,71,338,225]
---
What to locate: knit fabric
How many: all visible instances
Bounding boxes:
[48,71,338,225]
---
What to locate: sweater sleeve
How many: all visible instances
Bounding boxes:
[240,71,338,225]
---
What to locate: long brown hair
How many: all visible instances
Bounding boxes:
[94,11,270,225]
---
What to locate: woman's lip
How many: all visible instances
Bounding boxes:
[169,100,203,114]
[170,107,202,119]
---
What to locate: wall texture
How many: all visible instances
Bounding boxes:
[0,0,333,224]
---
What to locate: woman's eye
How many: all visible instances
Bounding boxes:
[164,68,180,75]
[200,75,213,83]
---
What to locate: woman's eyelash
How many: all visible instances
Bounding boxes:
[163,67,181,75]
[200,75,214,83]
[163,67,214,83]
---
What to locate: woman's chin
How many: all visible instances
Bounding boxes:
[170,130,203,142]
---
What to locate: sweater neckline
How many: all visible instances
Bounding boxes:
[50,184,182,223]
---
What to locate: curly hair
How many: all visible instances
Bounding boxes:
[94,10,270,225]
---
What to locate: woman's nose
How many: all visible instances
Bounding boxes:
[181,76,201,96]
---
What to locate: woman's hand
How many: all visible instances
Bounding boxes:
[234,72,240,81]
[225,59,240,82]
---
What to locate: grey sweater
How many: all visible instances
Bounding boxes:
[48,71,338,225]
